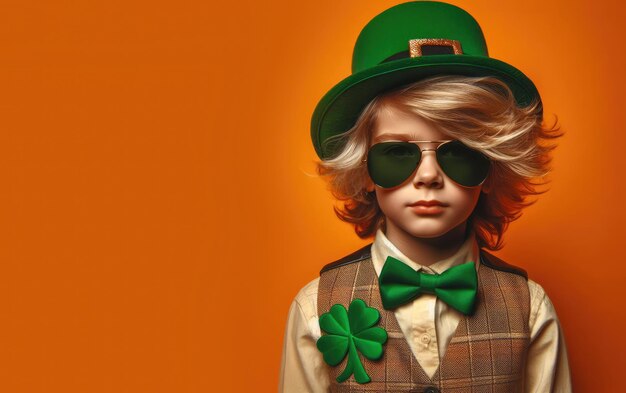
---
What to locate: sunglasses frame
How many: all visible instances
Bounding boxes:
[364,139,490,189]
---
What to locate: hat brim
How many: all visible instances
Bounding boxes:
[311,55,542,159]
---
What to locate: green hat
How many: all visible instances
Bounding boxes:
[311,1,542,159]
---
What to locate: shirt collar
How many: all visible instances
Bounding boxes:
[371,228,480,277]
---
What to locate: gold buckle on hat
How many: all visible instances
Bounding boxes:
[409,38,463,57]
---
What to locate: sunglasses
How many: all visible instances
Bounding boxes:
[365,140,490,188]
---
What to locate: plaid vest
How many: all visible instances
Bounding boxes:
[317,245,530,393]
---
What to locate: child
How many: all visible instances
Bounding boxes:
[280,2,571,392]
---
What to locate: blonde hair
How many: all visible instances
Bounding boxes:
[317,75,561,250]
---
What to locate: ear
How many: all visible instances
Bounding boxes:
[364,178,376,193]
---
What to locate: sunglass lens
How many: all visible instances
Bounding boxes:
[436,141,490,187]
[367,142,421,188]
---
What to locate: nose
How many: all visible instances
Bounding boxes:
[413,150,443,188]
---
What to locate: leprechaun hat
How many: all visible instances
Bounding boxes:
[311,1,542,159]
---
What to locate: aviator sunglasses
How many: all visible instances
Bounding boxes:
[365,140,491,188]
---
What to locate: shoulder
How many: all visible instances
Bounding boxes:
[479,249,528,279]
[286,277,322,338]
[527,278,547,305]
[293,276,320,316]
[526,277,560,328]
[319,243,373,275]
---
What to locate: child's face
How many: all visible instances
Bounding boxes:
[367,106,483,241]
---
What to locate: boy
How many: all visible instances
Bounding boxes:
[280,2,571,392]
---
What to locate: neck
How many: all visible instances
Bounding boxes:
[384,222,468,267]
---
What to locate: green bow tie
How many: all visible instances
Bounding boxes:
[378,256,478,315]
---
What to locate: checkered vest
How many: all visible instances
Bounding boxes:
[317,245,530,392]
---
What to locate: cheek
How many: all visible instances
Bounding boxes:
[373,190,402,215]
[450,187,482,213]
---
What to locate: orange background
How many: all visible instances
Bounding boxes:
[0,0,624,391]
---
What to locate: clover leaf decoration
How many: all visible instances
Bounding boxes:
[316,298,388,384]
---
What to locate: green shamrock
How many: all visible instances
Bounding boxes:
[316,298,388,384]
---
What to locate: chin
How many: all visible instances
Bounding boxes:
[403,224,457,239]
[401,218,468,240]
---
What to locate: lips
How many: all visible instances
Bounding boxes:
[408,200,447,215]
[408,200,447,207]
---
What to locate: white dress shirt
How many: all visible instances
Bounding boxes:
[279,230,572,392]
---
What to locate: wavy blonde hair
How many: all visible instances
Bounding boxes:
[317,75,561,250]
